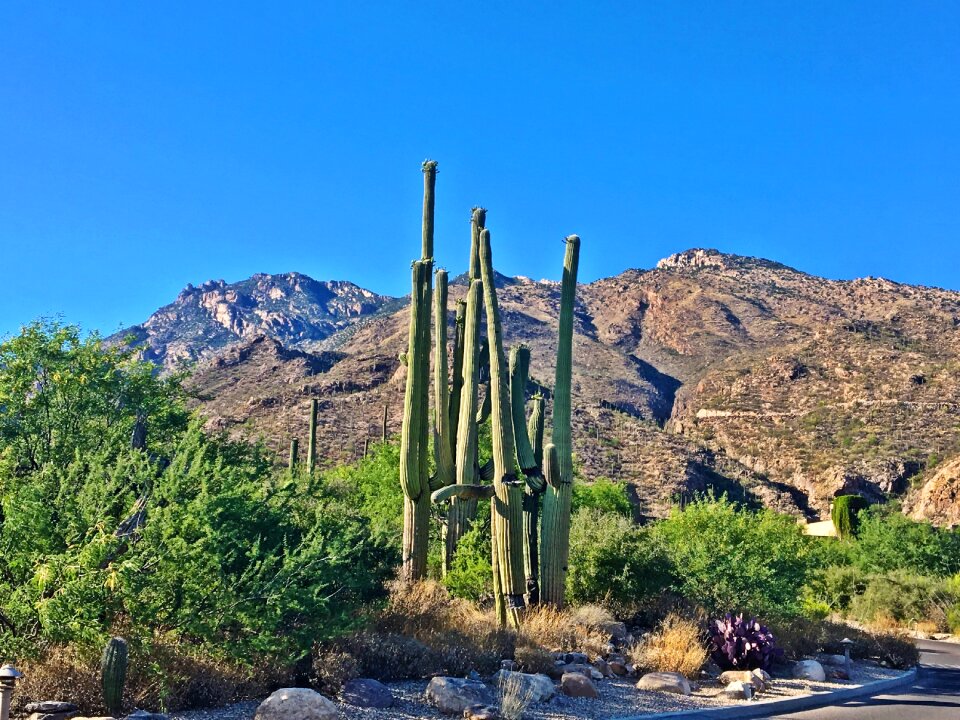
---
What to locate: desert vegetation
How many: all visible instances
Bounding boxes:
[0,162,953,717]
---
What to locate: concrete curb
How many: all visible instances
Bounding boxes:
[610,666,918,720]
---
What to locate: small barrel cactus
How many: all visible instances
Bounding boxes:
[101,636,128,715]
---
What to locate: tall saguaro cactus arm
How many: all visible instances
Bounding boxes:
[422,160,438,259]
[307,398,318,472]
[540,234,580,606]
[479,227,526,620]
[400,260,431,580]
[432,269,455,491]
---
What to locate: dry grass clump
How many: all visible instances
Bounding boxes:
[520,605,611,657]
[513,645,557,675]
[15,640,285,716]
[498,670,537,720]
[314,581,516,685]
[630,614,707,679]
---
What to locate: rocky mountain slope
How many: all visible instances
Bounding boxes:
[110,272,400,368]
[124,249,960,524]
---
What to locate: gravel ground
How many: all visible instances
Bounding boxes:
[168,662,906,720]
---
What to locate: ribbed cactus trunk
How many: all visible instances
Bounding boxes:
[540,234,580,607]
[400,260,432,582]
[433,269,455,491]
[288,438,299,471]
[445,279,483,572]
[382,403,388,442]
[307,398,318,472]
[101,636,128,716]
[443,207,486,572]
[479,227,526,626]
[523,392,546,605]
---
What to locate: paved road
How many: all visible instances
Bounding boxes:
[763,639,960,719]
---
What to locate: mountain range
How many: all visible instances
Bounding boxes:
[110,248,960,525]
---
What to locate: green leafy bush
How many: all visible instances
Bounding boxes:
[566,508,673,609]
[572,477,633,517]
[654,496,813,617]
[853,506,960,577]
[444,519,493,602]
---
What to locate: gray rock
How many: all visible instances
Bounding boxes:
[426,677,494,715]
[27,714,76,720]
[817,654,847,666]
[123,713,168,720]
[636,671,692,696]
[752,668,772,687]
[564,652,589,664]
[593,658,611,677]
[793,660,826,682]
[560,672,599,699]
[463,704,499,720]
[492,670,555,702]
[608,660,629,676]
[25,703,79,714]
[341,678,393,708]
[724,680,753,700]
[254,688,337,720]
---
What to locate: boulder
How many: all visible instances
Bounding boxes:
[25,704,79,715]
[426,677,494,715]
[560,662,601,679]
[752,668,772,686]
[724,680,753,700]
[593,658,611,677]
[341,678,394,708]
[123,713,168,720]
[817,654,846,666]
[254,688,338,720]
[636,672,691,696]
[719,669,769,691]
[27,714,76,720]
[492,670,555,702]
[793,660,826,682]
[560,672,599,698]
[463,704,499,720]
[563,652,590,664]
[608,660,629,676]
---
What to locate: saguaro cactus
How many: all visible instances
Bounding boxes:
[400,260,432,581]
[479,227,526,624]
[288,438,299,471]
[307,398,318,472]
[433,269,455,490]
[101,636,128,716]
[540,235,580,607]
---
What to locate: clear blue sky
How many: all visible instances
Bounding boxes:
[1,2,958,337]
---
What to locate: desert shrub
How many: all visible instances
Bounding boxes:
[572,477,633,517]
[14,639,286,715]
[831,495,869,540]
[864,632,920,668]
[654,495,813,617]
[513,645,557,675]
[772,617,919,668]
[630,614,707,678]
[853,506,960,577]
[519,605,611,657]
[498,670,537,720]
[309,647,361,695]
[443,508,493,602]
[567,508,673,610]
[849,570,948,628]
[344,581,515,678]
[708,614,782,671]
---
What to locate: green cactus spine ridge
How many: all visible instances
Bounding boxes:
[469,207,486,280]
[523,393,546,605]
[540,234,580,607]
[101,636,128,716]
[288,438,299,471]
[444,278,483,572]
[431,269,455,492]
[449,298,467,453]
[307,398,318,472]
[509,345,539,476]
[400,260,432,581]
[421,160,438,260]
[479,226,526,624]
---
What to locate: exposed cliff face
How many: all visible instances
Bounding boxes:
[110,273,400,369]
[125,249,960,523]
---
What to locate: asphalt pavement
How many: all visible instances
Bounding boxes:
[761,639,960,719]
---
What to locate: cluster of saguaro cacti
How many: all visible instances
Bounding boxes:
[399,161,581,624]
[101,636,128,716]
